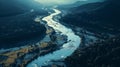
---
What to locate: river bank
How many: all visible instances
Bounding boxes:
[27,8,81,67]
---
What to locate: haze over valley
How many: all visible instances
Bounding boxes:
[0,0,120,67]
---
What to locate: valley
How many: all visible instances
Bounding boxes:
[0,0,120,67]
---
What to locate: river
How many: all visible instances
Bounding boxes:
[27,9,81,67]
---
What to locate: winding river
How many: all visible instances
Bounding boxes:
[27,9,81,67]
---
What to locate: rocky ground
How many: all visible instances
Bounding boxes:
[65,35,120,67]
[0,17,68,67]
[0,41,57,67]
[0,26,55,67]
[51,0,120,67]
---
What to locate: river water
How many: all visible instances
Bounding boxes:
[27,9,81,67]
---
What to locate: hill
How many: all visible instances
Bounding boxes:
[0,0,48,48]
[60,0,120,34]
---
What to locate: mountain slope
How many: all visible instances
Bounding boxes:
[65,35,120,67]
[0,0,43,17]
[60,0,120,34]
[0,0,47,48]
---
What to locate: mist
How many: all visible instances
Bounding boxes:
[34,0,104,5]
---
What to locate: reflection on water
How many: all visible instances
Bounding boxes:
[27,9,81,67]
